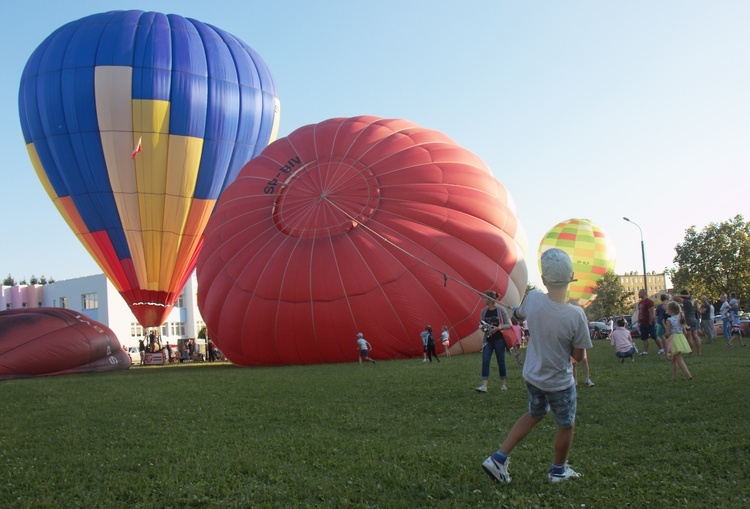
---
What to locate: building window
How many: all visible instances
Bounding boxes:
[22,302,27,308]
[5,303,10,310]
[130,323,144,338]
[176,293,185,308]
[60,297,67,309]
[170,322,186,336]
[82,293,98,310]
[161,323,169,336]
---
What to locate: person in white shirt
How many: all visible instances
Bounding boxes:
[481,248,592,484]
[355,333,376,365]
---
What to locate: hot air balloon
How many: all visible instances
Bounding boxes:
[538,218,616,305]
[18,10,280,327]
[0,308,129,380]
[197,116,528,366]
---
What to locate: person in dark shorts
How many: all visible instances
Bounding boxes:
[637,289,664,355]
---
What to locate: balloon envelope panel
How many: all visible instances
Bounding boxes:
[538,218,616,304]
[18,10,280,326]
[197,116,528,365]
[0,308,130,380]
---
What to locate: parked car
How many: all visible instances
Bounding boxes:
[126,346,141,366]
[599,316,632,328]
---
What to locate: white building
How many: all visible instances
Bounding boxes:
[1,272,204,349]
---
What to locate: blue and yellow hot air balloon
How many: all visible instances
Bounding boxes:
[19,11,280,327]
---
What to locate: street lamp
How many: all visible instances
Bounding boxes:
[623,217,648,296]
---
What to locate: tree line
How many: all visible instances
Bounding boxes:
[2,274,55,286]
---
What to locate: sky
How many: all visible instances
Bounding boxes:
[1,1,748,290]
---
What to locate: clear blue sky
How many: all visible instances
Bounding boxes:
[2,1,748,288]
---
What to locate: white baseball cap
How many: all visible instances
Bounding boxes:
[541,248,577,286]
[356,332,363,338]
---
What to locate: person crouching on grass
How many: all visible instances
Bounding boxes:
[610,318,637,363]
[481,248,592,484]
[664,301,693,381]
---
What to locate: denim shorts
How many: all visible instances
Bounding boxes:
[526,382,577,428]
[616,347,636,358]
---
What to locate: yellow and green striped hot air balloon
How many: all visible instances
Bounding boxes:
[538,218,616,305]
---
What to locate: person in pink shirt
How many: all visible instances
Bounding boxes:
[610,318,637,363]
[510,317,523,366]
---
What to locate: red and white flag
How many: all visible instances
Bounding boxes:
[131,136,143,159]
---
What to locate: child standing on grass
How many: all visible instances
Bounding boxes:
[664,301,692,381]
[441,325,451,359]
[481,248,592,484]
[727,298,747,347]
[511,317,523,366]
[422,325,440,363]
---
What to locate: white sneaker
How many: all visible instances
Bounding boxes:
[422,359,427,362]
[585,379,595,387]
[500,385,508,391]
[475,385,488,393]
[548,464,581,483]
[657,349,665,355]
[482,454,511,483]
[639,351,648,356]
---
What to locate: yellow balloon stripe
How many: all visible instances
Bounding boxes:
[96,66,204,293]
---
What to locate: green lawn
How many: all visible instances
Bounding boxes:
[0,339,748,508]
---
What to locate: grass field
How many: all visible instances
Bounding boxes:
[1,339,748,508]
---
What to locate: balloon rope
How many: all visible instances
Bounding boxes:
[327,201,512,309]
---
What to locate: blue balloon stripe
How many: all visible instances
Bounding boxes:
[167,14,208,76]
[132,13,172,101]
[61,67,99,137]
[195,140,237,199]
[95,11,140,67]
[169,71,208,138]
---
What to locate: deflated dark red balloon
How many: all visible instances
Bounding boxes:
[0,308,130,380]
[197,116,528,366]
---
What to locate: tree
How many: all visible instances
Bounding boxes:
[669,215,750,303]
[1,273,54,286]
[585,271,631,321]
[198,325,207,340]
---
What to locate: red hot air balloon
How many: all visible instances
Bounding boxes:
[0,308,130,380]
[18,11,280,327]
[197,116,528,366]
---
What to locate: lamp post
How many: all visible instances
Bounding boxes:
[623,217,648,296]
